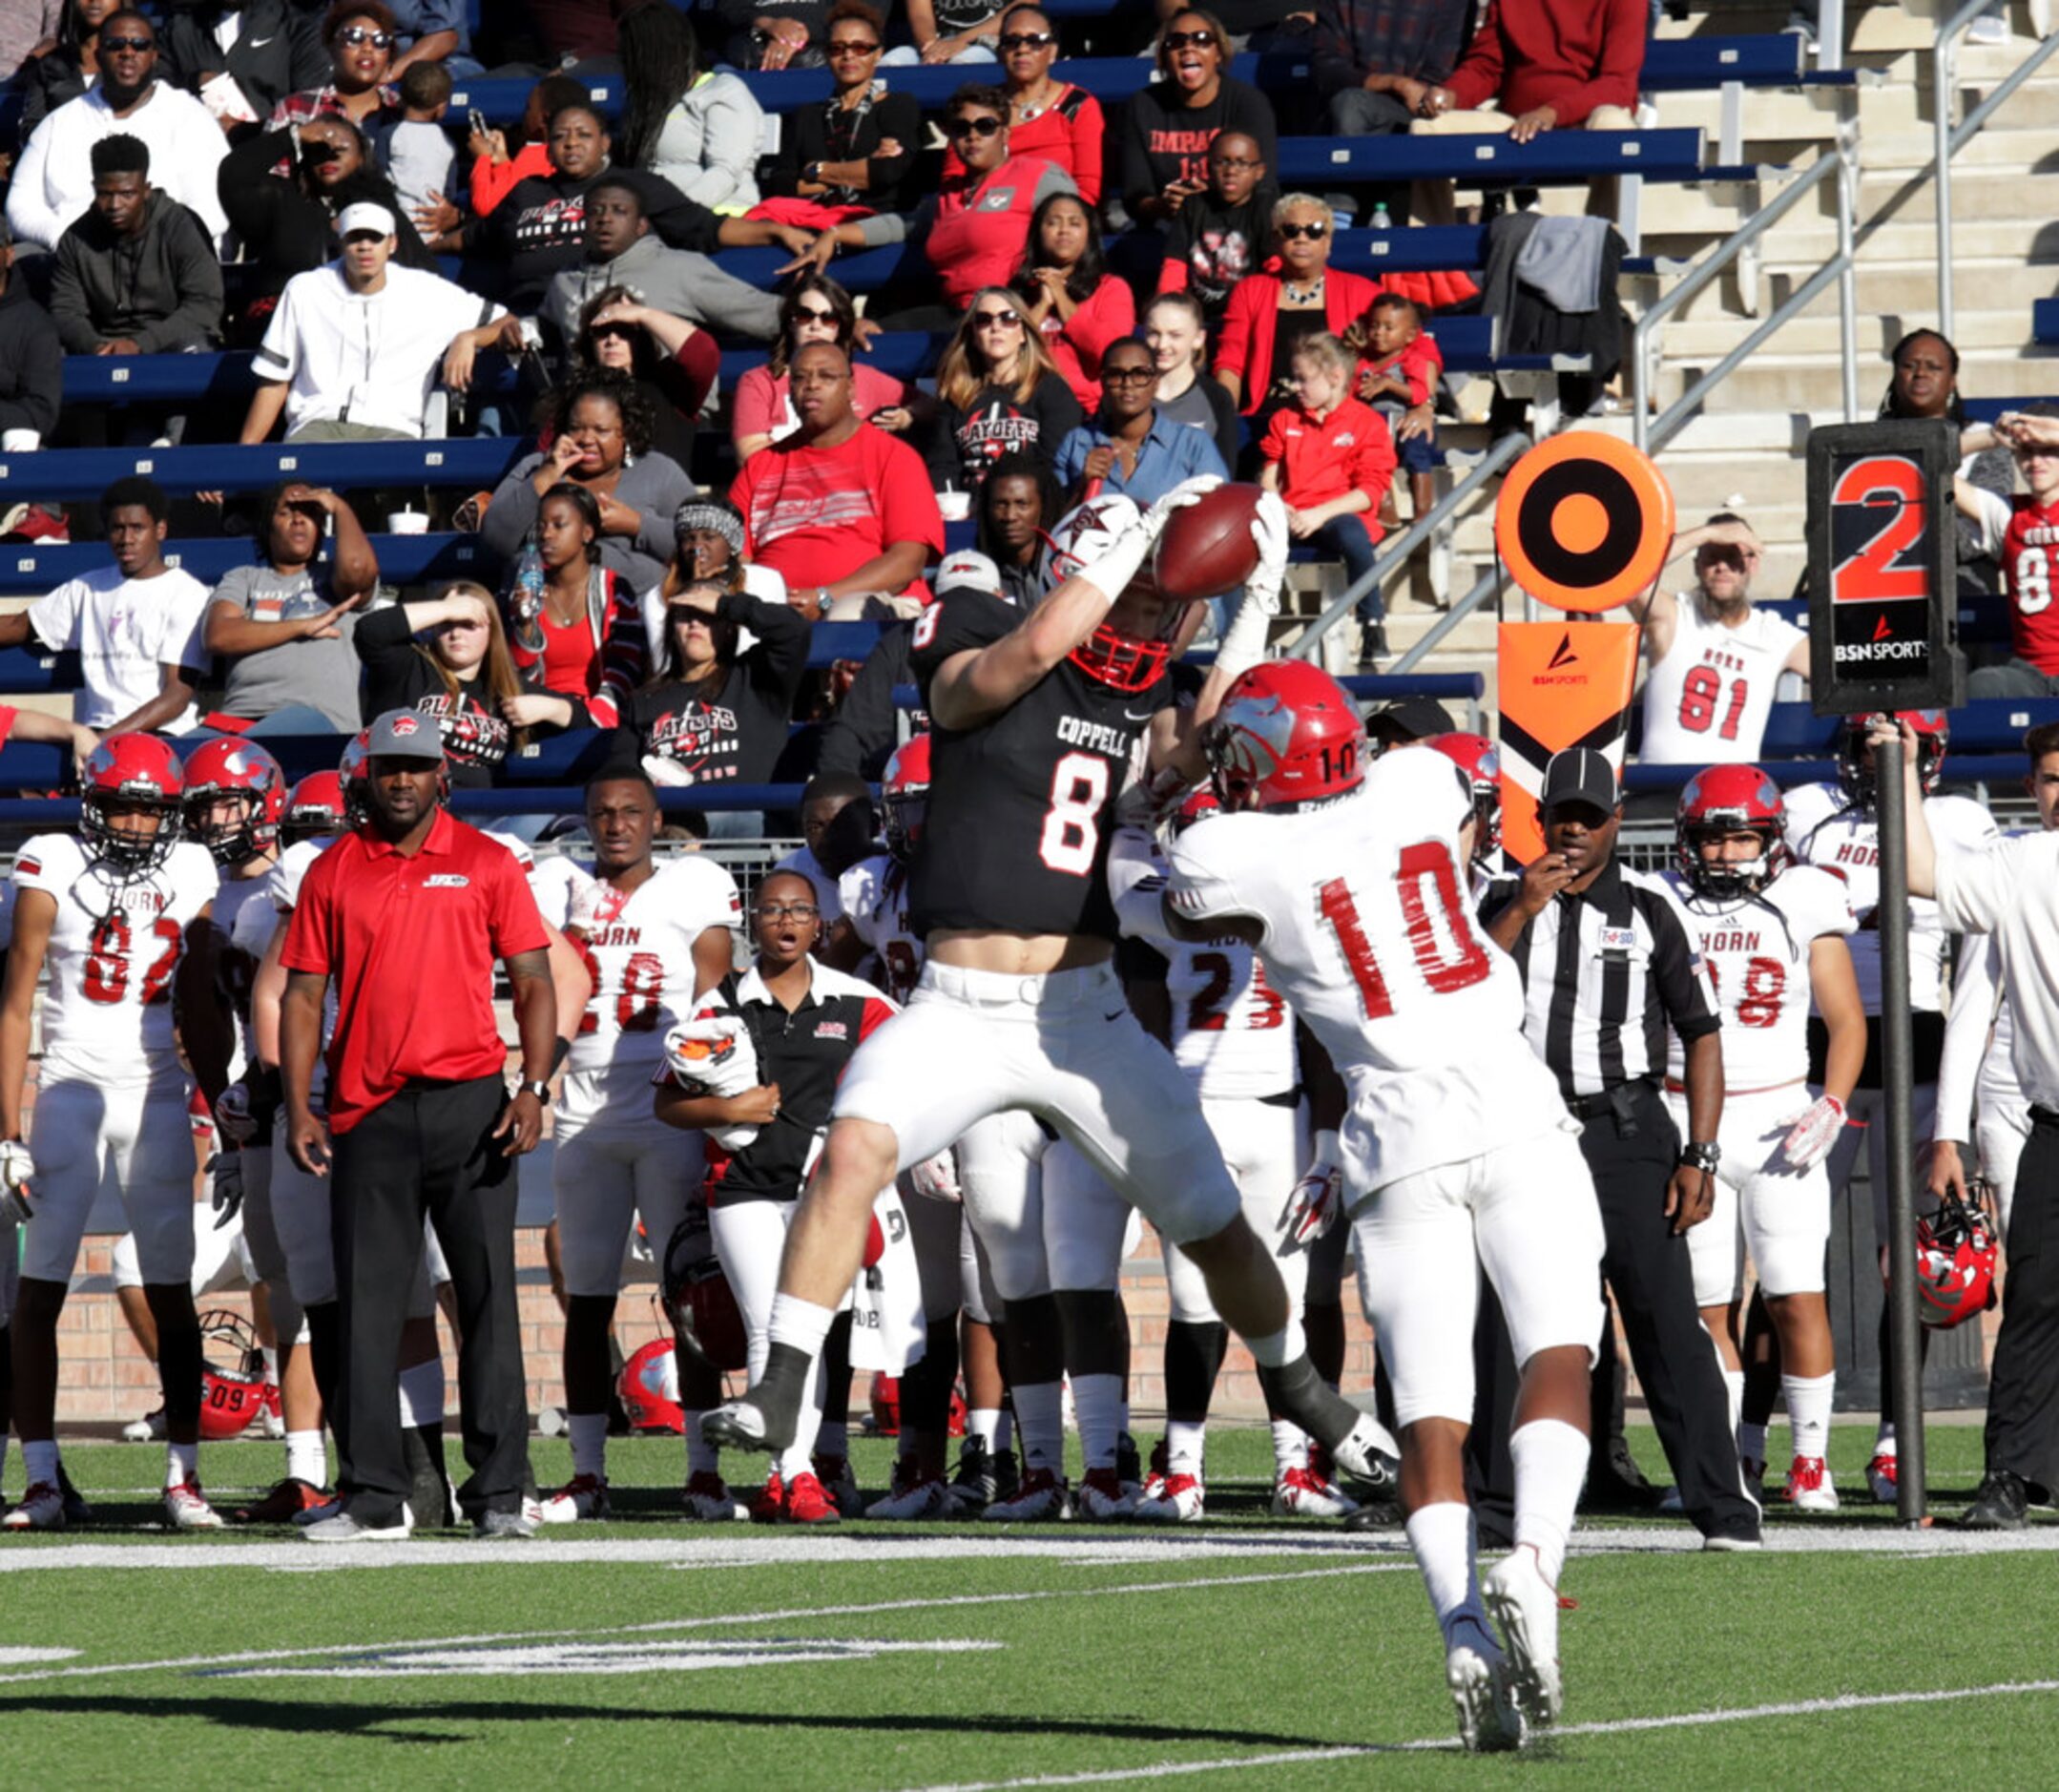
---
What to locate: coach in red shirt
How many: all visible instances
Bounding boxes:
[730,343,945,614]
[281,708,558,1542]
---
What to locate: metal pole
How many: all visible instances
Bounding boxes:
[1875,733,1928,1527]
[1836,107,1861,424]
[1936,30,1957,343]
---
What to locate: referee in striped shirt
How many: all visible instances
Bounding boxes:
[1487,748,1761,1547]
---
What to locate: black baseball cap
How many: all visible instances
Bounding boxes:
[1540,747,1619,814]
[1365,697,1456,747]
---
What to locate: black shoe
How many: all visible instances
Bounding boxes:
[1581,1471,1659,1515]
[1343,1499,1404,1532]
[56,1462,94,1528]
[949,1438,997,1512]
[991,1447,1022,1504]
[1961,1469,2028,1531]
[404,1426,457,1530]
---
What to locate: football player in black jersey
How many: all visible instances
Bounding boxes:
[707,477,1396,1494]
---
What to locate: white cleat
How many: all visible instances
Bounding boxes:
[163,1481,226,1531]
[537,1473,610,1523]
[121,1407,167,1444]
[1271,1464,1359,1518]
[1482,1549,1564,1730]
[1446,1619,1526,1754]
[1072,1468,1135,1521]
[865,1474,961,1521]
[2,1483,66,1531]
[1132,1471,1205,1522]
[1783,1456,1840,1513]
[1328,1415,1402,1492]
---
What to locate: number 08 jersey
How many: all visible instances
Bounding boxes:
[12,833,218,1091]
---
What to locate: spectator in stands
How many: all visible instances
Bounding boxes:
[218,115,435,336]
[540,174,786,350]
[1014,191,1133,411]
[616,4,763,212]
[1214,193,1383,423]
[1118,9,1278,228]
[159,0,326,135]
[671,495,791,610]
[1,2,66,94]
[50,135,224,358]
[1311,0,1470,138]
[0,475,210,736]
[269,1,401,129]
[480,372,697,594]
[1052,337,1228,507]
[888,0,999,64]
[1347,292,1443,522]
[17,0,118,138]
[1157,130,1277,331]
[733,273,915,461]
[500,483,646,732]
[521,0,622,72]
[1145,290,1240,470]
[203,481,378,734]
[756,4,922,228]
[463,73,584,219]
[1962,409,2059,699]
[381,0,477,79]
[731,344,946,615]
[382,61,457,221]
[240,199,512,442]
[974,449,1063,609]
[1881,327,2014,604]
[572,284,718,475]
[1258,329,1397,666]
[938,8,1103,204]
[712,0,830,71]
[0,219,64,450]
[802,83,1078,322]
[8,10,232,253]
[929,285,1083,489]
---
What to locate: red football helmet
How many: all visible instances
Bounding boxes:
[661,1214,748,1372]
[1675,763,1790,898]
[198,1309,271,1441]
[1914,1188,1999,1329]
[882,732,931,865]
[337,728,372,825]
[615,1337,686,1434]
[1421,733,1502,863]
[283,770,347,844]
[1202,660,1365,812]
[182,739,286,866]
[866,1375,968,1439]
[1838,710,1947,807]
[81,735,184,872]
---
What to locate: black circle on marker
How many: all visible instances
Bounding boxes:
[1515,460,1642,590]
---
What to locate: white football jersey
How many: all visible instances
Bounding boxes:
[1783,782,1999,1012]
[840,853,924,1001]
[1662,864,1855,1091]
[263,836,327,915]
[1161,939,1295,1100]
[560,856,741,1128]
[1637,595,1804,764]
[526,849,587,930]
[212,869,278,1074]
[1166,748,1569,1191]
[13,834,218,1090]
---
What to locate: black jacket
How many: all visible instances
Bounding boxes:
[16,44,89,137]
[0,281,63,441]
[616,591,811,789]
[468,166,720,316]
[816,620,913,781]
[49,193,224,354]
[764,89,924,217]
[158,0,328,135]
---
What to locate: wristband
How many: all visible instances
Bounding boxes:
[1679,1140,1720,1174]
[520,1078,551,1102]
[550,1035,571,1075]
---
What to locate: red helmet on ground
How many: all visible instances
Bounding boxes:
[661,1214,748,1372]
[198,1309,271,1442]
[81,735,185,872]
[615,1336,686,1433]
[1675,763,1790,899]
[283,770,347,844]
[1421,733,1502,862]
[882,732,931,865]
[337,729,373,825]
[1838,710,1947,807]
[1202,660,1365,812]
[1914,1189,1999,1329]
[182,739,286,866]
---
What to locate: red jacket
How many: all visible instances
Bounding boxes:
[1215,270,1386,417]
[1042,274,1135,410]
[1261,396,1398,516]
[1445,0,1647,127]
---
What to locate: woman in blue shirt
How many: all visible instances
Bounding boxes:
[1050,335,1228,508]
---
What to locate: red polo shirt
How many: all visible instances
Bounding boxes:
[281,807,549,1134]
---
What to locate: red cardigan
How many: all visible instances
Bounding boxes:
[1214,271,1386,418]
[1042,274,1135,411]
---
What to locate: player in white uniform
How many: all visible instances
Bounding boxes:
[0,738,227,1532]
[1621,514,1809,764]
[1663,765,1864,1511]
[1781,711,1998,1502]
[538,767,739,1523]
[1166,661,1606,1754]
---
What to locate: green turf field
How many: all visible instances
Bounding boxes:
[4,1422,2056,1787]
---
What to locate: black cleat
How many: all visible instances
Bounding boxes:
[1961,1469,2028,1531]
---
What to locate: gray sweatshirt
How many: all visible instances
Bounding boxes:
[543,231,780,347]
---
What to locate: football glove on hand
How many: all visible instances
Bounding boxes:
[1216,489,1290,682]
[663,1012,760,1100]
[1144,472,1224,538]
[905,1149,962,1203]
[1285,1130,1345,1243]
[0,1139,32,1225]
[207,1151,244,1228]
[214,1081,260,1145]
[1780,1094,1846,1172]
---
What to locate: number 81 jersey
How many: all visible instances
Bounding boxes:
[12,832,218,1091]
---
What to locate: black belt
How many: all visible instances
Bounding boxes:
[1567,1076,1658,1122]
[2031,1105,2059,1129]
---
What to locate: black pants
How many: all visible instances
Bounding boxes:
[331,1074,529,1524]
[1986,1111,2059,1493]
[1579,1084,1758,1540]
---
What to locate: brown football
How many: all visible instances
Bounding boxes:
[1153,482,1265,602]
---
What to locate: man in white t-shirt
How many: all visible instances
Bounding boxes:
[240,201,518,445]
[1620,514,1810,764]
[0,476,209,734]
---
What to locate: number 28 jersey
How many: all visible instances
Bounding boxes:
[13,833,218,1091]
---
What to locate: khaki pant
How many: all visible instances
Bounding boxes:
[1408,103,1638,222]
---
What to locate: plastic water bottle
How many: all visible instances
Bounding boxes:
[511,541,547,655]
[1370,201,1392,231]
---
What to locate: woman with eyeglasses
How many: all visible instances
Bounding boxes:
[1144,291,1240,471]
[268,1,401,129]
[1012,191,1132,411]
[930,285,1083,490]
[935,6,1103,204]
[732,273,915,463]
[616,3,765,213]
[572,282,718,474]
[756,4,922,230]
[1880,327,2013,601]
[1118,8,1276,228]
[1051,335,1227,509]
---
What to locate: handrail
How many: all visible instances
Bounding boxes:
[1389,564,1500,676]
[1934,10,2059,341]
[1290,432,1530,663]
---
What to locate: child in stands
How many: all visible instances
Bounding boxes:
[1348,293,1443,527]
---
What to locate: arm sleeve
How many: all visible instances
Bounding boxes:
[248,277,302,384]
[1443,1,1507,112]
[1258,407,1290,467]
[350,601,422,719]
[1934,933,2001,1145]
[1063,278,1133,383]
[26,579,84,652]
[279,864,334,974]
[721,590,812,701]
[856,203,918,249]
[1547,0,1647,126]
[1108,824,1178,945]
[878,440,946,556]
[1936,834,2033,937]
[218,127,290,245]
[861,93,923,200]
[814,628,906,781]
[676,80,764,208]
[731,367,780,443]
[1213,280,1258,384]
[135,209,226,352]
[1067,93,1105,207]
[1643,880,1722,1041]
[672,328,720,416]
[590,573,649,731]
[1165,830,1258,934]
[0,305,62,437]
[1051,427,1090,490]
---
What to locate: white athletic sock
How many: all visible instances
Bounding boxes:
[1242,1317,1307,1369]
[1874,1421,1898,1457]
[816,1420,848,1458]
[1404,1501,1485,1647]
[396,1358,445,1428]
[1271,1419,1309,1475]
[1509,1418,1588,1588]
[684,1410,718,1478]
[23,1439,58,1489]
[166,1439,198,1490]
[967,1407,1003,1452]
[1164,1419,1207,1478]
[1784,1371,1836,1463]
[1737,1421,1768,1467]
[1071,1372,1123,1471]
[1012,1381,1064,1474]
[1721,1368,1744,1442]
[568,1411,609,1480]
[286,1429,326,1487]
[766,1293,837,1362]
[261,1345,280,1385]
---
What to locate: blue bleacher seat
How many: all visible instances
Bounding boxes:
[2032,299,2059,347]
[0,440,523,501]
[1274,129,1705,186]
[1638,34,1805,90]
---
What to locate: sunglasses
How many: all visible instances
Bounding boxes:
[589,323,635,343]
[336,25,395,47]
[827,38,880,54]
[1104,365,1157,384]
[948,115,1005,139]
[1163,30,1218,50]
[794,303,840,323]
[1278,220,1329,240]
[999,31,1054,50]
[973,309,1024,328]
[100,34,155,52]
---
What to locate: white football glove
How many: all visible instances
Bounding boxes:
[642,753,697,788]
[1144,472,1224,537]
[1080,475,1224,602]
[663,1011,760,1100]
[0,1139,32,1226]
[214,1081,259,1146]
[905,1149,962,1203]
[706,1116,761,1153]
[1779,1094,1847,1172]
[1284,1130,1345,1243]
[566,874,611,937]
[1216,489,1290,683]
[207,1151,244,1229]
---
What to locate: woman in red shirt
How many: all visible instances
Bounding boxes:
[1013,192,1133,411]
[939,6,1104,204]
[502,483,647,730]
